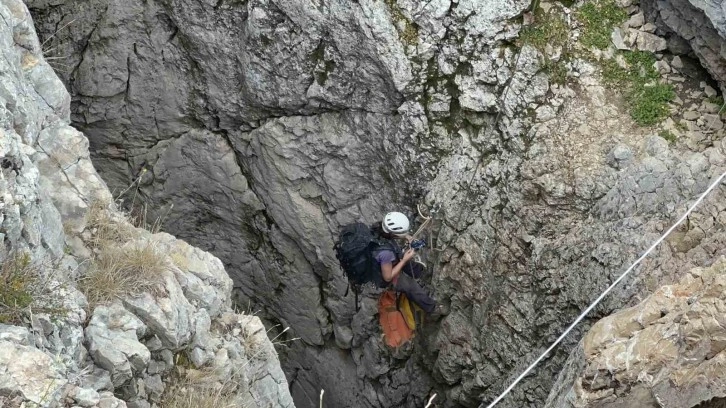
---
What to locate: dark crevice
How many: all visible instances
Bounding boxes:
[694,397,726,408]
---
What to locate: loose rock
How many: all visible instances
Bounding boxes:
[636,31,667,52]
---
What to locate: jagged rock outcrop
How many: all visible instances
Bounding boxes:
[545,258,726,408]
[23,0,726,407]
[641,0,726,90]
[0,1,293,407]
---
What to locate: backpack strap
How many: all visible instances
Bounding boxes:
[371,237,402,261]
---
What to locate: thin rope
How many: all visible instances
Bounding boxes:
[485,169,726,408]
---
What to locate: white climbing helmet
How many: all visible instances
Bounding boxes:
[381,212,410,235]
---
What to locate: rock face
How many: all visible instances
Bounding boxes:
[22,0,726,408]
[546,258,726,408]
[641,0,726,90]
[0,0,293,407]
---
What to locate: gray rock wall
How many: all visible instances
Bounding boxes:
[0,0,293,406]
[24,0,726,407]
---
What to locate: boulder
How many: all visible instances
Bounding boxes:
[0,340,67,404]
[635,31,668,52]
[85,303,151,387]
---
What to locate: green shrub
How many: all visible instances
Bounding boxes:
[630,84,676,125]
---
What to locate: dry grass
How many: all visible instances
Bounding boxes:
[78,200,169,307]
[160,370,238,408]
[86,200,137,249]
[79,242,167,306]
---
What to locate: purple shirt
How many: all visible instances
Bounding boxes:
[375,249,396,265]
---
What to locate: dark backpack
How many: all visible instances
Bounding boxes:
[334,223,384,311]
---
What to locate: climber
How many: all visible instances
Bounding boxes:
[370,212,443,316]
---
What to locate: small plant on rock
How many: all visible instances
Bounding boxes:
[0,252,66,324]
[577,0,628,50]
[383,0,418,46]
[79,200,168,307]
[630,83,676,125]
[659,130,677,144]
[86,200,138,250]
[0,252,35,324]
[708,95,724,106]
[518,5,572,84]
[518,8,569,52]
[601,51,675,126]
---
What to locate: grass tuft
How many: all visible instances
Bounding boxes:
[630,84,676,125]
[518,8,569,52]
[0,253,35,324]
[87,201,138,249]
[708,95,724,106]
[577,0,628,50]
[546,60,569,85]
[659,130,677,144]
[161,369,237,408]
[79,243,167,307]
[601,51,675,126]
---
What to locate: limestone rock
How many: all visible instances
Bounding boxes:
[546,259,726,408]
[0,324,32,345]
[85,303,151,387]
[152,232,232,318]
[635,31,668,52]
[98,392,128,408]
[671,55,684,70]
[626,11,644,28]
[0,340,67,405]
[654,59,671,74]
[122,269,195,349]
[705,85,718,97]
[611,27,629,50]
[608,144,634,169]
[70,386,101,407]
[80,367,114,392]
[683,110,701,120]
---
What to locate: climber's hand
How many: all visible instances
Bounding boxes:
[402,248,416,262]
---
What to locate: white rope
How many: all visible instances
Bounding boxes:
[485,169,726,408]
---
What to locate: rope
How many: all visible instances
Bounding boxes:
[484,169,726,408]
